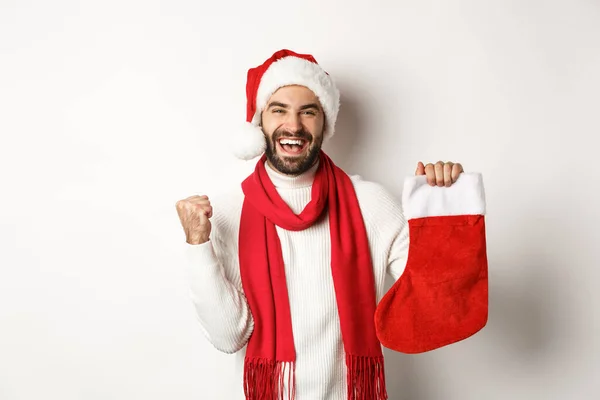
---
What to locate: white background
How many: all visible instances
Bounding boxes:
[1,0,599,399]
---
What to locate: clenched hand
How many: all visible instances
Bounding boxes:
[175,195,213,245]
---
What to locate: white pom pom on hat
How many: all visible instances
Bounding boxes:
[231,122,267,161]
[232,49,341,160]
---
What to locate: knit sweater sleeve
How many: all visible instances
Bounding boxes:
[185,192,254,354]
[351,176,410,281]
[385,200,410,282]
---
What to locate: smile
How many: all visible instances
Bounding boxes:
[277,138,309,156]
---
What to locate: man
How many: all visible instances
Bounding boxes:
[176,49,487,400]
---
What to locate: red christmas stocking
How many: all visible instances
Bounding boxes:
[375,172,488,353]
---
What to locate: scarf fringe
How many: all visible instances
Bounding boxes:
[243,357,296,400]
[346,355,388,400]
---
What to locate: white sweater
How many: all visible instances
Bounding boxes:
[185,161,410,400]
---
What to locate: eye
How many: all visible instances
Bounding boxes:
[302,110,316,116]
[272,109,285,114]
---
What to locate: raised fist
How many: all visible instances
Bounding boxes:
[175,195,213,245]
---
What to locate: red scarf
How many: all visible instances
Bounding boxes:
[239,151,387,400]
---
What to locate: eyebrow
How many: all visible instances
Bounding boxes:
[300,103,320,111]
[267,102,289,109]
[266,102,321,111]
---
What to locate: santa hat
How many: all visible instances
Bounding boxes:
[231,49,341,160]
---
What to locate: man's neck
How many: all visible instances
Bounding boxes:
[265,160,319,189]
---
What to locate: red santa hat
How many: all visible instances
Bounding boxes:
[231,49,341,160]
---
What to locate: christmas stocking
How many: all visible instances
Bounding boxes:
[375,172,488,353]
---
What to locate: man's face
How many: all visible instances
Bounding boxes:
[261,85,325,175]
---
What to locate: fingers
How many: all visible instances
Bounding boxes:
[176,195,213,245]
[424,163,435,186]
[194,198,212,218]
[451,163,463,182]
[184,195,208,203]
[421,161,463,186]
[176,196,212,218]
[195,203,213,218]
[443,162,453,187]
[434,161,444,186]
[415,161,425,176]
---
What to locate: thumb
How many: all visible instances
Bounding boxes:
[195,204,212,224]
[198,210,211,228]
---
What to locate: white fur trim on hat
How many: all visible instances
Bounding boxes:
[231,122,266,161]
[250,56,340,141]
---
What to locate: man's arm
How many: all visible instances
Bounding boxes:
[185,239,254,354]
[386,216,410,282]
[177,195,253,354]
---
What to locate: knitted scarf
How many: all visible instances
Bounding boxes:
[239,151,387,400]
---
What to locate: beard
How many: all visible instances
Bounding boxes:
[264,127,323,175]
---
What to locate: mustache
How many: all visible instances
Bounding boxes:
[272,128,312,142]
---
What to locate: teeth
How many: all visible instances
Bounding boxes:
[280,139,304,145]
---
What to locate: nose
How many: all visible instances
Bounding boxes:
[283,112,302,133]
